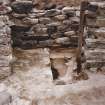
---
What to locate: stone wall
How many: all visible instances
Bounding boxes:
[10,1,79,49]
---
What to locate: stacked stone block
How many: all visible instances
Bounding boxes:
[85,2,105,70]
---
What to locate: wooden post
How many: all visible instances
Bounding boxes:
[76,0,89,74]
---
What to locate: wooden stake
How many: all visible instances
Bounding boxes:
[76,1,89,74]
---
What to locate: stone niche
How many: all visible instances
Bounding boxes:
[50,48,77,82]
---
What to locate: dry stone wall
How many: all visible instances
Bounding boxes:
[10,1,80,49]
